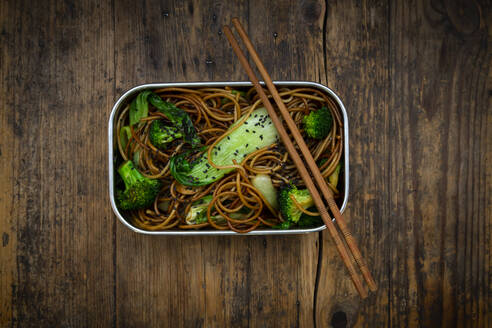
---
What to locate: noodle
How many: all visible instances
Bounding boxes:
[115,87,343,231]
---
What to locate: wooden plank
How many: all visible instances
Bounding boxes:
[113,1,248,326]
[246,2,325,327]
[316,0,492,327]
[388,1,491,327]
[2,0,489,326]
[0,0,16,325]
[113,0,323,326]
[0,0,115,325]
[314,0,390,327]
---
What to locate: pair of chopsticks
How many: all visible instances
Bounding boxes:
[223,18,377,298]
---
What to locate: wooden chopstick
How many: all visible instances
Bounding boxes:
[223,23,371,298]
[230,18,377,293]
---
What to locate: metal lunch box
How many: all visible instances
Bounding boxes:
[108,81,349,235]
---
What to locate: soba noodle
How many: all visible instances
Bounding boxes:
[115,87,343,232]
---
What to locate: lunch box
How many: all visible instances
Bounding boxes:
[108,81,349,235]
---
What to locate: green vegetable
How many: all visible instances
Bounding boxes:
[119,126,132,151]
[129,91,152,126]
[251,174,278,209]
[297,210,323,228]
[186,195,214,224]
[221,89,247,104]
[129,91,200,147]
[274,221,292,230]
[148,93,200,147]
[133,149,141,167]
[185,195,247,225]
[278,184,314,224]
[170,107,279,186]
[274,209,323,230]
[149,119,183,150]
[231,89,246,97]
[328,163,342,188]
[158,200,170,212]
[116,160,162,210]
[302,106,333,139]
[318,158,328,167]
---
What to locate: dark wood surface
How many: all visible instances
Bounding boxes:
[0,0,490,327]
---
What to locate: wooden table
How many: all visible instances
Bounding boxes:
[1,1,490,327]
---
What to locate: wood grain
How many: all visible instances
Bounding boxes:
[0,1,15,324]
[315,1,390,326]
[113,0,323,327]
[0,0,116,326]
[0,0,490,327]
[387,1,491,326]
[316,0,492,327]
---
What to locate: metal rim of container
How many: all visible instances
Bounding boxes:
[108,81,349,235]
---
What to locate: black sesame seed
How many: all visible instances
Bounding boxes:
[227,136,230,140]
[246,129,249,132]
[260,135,263,140]
[252,130,256,133]
[245,144,249,147]
[244,121,248,124]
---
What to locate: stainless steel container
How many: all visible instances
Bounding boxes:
[108,81,349,235]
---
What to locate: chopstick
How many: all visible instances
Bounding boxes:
[230,18,377,293]
[223,19,377,298]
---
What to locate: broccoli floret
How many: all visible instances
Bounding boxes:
[275,221,292,230]
[297,211,323,228]
[148,93,201,147]
[302,106,333,139]
[278,184,314,224]
[149,120,183,150]
[129,91,200,147]
[116,160,162,210]
[275,210,324,230]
